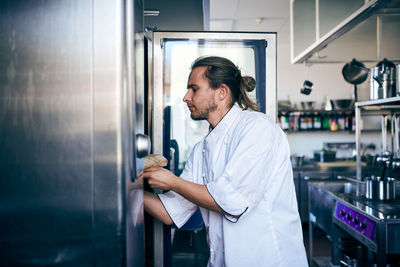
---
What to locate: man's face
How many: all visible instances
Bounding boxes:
[183,66,217,121]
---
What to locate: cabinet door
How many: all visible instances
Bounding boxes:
[291,0,316,59]
[318,0,364,37]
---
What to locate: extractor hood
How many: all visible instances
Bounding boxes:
[291,0,400,64]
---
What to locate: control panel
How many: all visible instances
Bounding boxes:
[335,201,376,240]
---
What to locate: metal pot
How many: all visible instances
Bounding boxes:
[370,58,396,100]
[365,176,396,201]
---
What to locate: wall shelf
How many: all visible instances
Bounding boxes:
[278,109,355,132]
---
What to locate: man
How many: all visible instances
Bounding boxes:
[143,56,308,266]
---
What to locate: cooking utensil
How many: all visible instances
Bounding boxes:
[300,80,313,95]
[370,58,396,100]
[330,99,355,110]
[342,59,369,102]
[337,175,397,200]
[365,176,396,200]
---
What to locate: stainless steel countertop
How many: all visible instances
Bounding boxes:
[293,160,359,172]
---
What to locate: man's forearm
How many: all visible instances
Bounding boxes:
[171,178,223,214]
[143,191,173,225]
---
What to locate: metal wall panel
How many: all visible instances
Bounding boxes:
[0,0,145,266]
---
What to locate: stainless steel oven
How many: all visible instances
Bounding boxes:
[0,1,148,266]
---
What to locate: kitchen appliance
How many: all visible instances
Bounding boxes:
[148,31,277,266]
[308,181,400,267]
[370,58,397,100]
[0,1,148,266]
[342,59,369,102]
[332,189,400,266]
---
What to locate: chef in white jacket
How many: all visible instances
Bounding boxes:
[143,56,308,267]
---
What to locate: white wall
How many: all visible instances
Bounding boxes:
[277,39,380,158]
[287,132,381,158]
[277,42,371,106]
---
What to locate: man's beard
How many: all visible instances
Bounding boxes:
[190,100,217,121]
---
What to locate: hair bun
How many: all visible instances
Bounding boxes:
[242,76,256,92]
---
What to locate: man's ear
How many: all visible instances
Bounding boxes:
[217,84,230,101]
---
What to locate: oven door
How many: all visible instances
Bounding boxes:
[148,31,277,266]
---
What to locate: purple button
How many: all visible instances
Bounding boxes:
[335,202,376,240]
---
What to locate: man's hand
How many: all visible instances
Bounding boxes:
[143,167,179,191]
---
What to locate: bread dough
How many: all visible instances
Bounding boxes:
[144,154,168,169]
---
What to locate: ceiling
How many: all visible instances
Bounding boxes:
[209,0,291,42]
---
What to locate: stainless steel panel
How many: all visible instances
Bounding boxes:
[308,181,346,233]
[0,0,144,266]
[126,0,146,266]
[0,1,94,265]
[300,171,334,223]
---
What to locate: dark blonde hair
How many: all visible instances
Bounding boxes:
[191,56,258,111]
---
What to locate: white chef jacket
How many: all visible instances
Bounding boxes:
[159,105,308,267]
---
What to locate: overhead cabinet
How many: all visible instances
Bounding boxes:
[290,0,400,63]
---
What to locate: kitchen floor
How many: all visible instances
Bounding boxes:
[171,223,331,267]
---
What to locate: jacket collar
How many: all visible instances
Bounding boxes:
[206,105,242,138]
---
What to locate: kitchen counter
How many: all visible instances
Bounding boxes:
[293,160,360,172]
[316,160,369,173]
